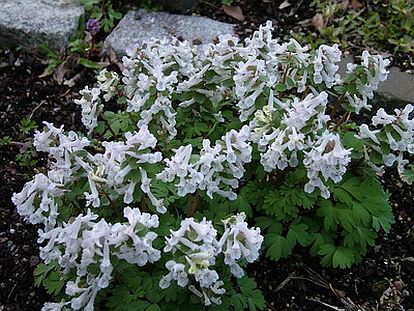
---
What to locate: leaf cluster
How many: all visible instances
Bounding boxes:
[299,0,414,54]
[243,166,395,269]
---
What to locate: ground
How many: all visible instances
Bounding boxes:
[0,1,413,310]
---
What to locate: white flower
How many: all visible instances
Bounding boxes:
[38,207,160,310]
[157,127,252,200]
[303,131,352,198]
[74,87,102,132]
[11,173,65,229]
[220,212,263,278]
[139,168,166,213]
[357,104,414,173]
[372,108,396,126]
[194,268,220,288]
[345,51,390,113]
[159,260,189,289]
[41,301,69,311]
[283,92,329,131]
[356,124,380,144]
[97,69,120,101]
[312,44,342,88]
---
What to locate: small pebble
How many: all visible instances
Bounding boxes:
[22,245,30,252]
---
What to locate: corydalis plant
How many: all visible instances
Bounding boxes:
[13,21,412,310]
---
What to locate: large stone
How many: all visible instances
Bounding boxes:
[104,10,235,57]
[0,0,83,50]
[376,67,414,104]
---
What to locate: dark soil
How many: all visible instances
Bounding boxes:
[0,50,93,310]
[1,1,413,310]
[250,166,414,310]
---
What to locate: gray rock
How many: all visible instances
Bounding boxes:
[104,10,235,57]
[376,67,414,104]
[0,0,83,50]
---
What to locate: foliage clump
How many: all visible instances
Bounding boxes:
[13,22,414,310]
[303,0,414,54]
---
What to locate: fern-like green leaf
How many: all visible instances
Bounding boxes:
[318,244,355,268]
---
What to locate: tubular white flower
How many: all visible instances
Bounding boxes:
[11,173,65,230]
[157,127,251,200]
[220,212,264,278]
[312,44,342,88]
[303,131,352,198]
[39,207,160,310]
[74,87,102,132]
[345,51,390,113]
[97,69,120,101]
[161,217,225,306]
[160,213,262,305]
[357,104,414,173]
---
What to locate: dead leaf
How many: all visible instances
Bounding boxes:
[279,0,291,9]
[109,48,125,72]
[341,0,350,11]
[63,73,81,88]
[223,5,244,22]
[350,0,364,9]
[53,61,68,85]
[312,13,325,31]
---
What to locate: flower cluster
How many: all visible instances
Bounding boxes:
[160,213,263,306]
[40,207,160,310]
[303,131,352,198]
[157,126,252,200]
[345,51,390,113]
[220,212,263,278]
[86,18,100,36]
[79,125,165,213]
[357,104,414,173]
[12,122,89,229]
[12,20,406,310]
[74,87,102,133]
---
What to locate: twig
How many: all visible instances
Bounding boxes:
[29,101,46,119]
[307,298,345,311]
[334,111,352,130]
[329,93,346,119]
[281,54,291,84]
[305,267,331,287]
[7,284,17,302]
[291,276,327,289]
[275,272,296,293]
[200,0,220,9]
[302,267,367,311]
[290,0,305,15]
